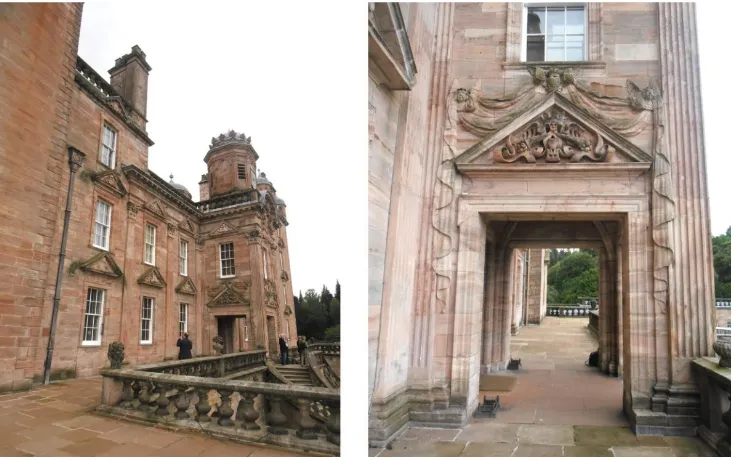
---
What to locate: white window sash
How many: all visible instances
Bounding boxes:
[141,298,154,344]
[179,304,188,335]
[93,200,111,250]
[144,224,156,265]
[180,240,188,276]
[82,288,104,346]
[521,4,587,62]
[263,251,268,280]
[101,124,117,167]
[220,243,235,278]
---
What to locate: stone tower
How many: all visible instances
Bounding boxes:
[202,130,258,199]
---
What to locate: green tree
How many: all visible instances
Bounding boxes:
[329,298,340,327]
[712,227,731,298]
[335,280,341,302]
[324,325,340,342]
[547,250,599,304]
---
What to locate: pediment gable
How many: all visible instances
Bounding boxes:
[207,283,250,307]
[93,170,127,197]
[144,199,167,220]
[179,219,195,235]
[137,266,166,288]
[211,221,236,236]
[175,277,197,295]
[454,93,653,170]
[70,252,123,278]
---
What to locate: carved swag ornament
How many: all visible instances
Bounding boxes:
[495,109,613,163]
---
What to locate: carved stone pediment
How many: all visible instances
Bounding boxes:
[264,278,278,307]
[137,266,166,288]
[454,93,653,169]
[144,199,167,220]
[70,252,123,278]
[208,282,250,307]
[180,219,195,235]
[211,221,236,237]
[175,277,197,295]
[93,170,127,197]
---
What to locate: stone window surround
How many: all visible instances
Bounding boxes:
[140,296,154,345]
[179,238,188,276]
[144,222,156,266]
[505,2,603,65]
[219,241,236,279]
[81,286,105,347]
[92,196,113,251]
[99,120,117,169]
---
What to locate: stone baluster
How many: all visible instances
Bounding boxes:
[266,396,288,435]
[217,390,235,426]
[195,388,211,422]
[295,398,317,439]
[236,392,260,430]
[155,383,171,416]
[120,379,135,409]
[174,386,190,419]
[138,381,153,412]
[326,400,340,445]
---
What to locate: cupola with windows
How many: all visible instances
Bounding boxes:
[202,129,259,199]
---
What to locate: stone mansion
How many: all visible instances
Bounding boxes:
[0,3,296,392]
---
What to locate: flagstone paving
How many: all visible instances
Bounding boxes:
[370,317,717,457]
[0,376,313,457]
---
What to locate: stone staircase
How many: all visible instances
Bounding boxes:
[274,364,313,386]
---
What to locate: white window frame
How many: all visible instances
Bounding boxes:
[93,199,112,250]
[179,240,188,276]
[81,288,105,346]
[141,297,154,344]
[244,319,249,342]
[100,122,117,168]
[144,224,156,265]
[179,303,188,336]
[219,242,235,278]
[263,250,269,280]
[521,3,587,62]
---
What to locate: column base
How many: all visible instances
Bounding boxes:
[629,384,701,436]
[369,385,471,448]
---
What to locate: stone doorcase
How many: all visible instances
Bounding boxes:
[368,2,714,447]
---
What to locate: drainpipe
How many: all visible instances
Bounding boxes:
[43,147,85,385]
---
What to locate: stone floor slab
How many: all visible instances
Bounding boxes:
[563,445,614,456]
[611,446,676,457]
[519,424,574,445]
[574,425,639,446]
[379,440,467,457]
[460,441,516,457]
[455,422,519,443]
[513,443,563,456]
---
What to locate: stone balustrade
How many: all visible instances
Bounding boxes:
[546,305,594,317]
[98,352,339,455]
[692,358,730,456]
[196,190,257,213]
[588,310,600,337]
[308,342,340,356]
[717,327,731,342]
[716,299,732,308]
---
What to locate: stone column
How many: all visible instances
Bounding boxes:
[659,3,716,379]
[481,242,496,374]
[498,249,515,367]
[449,211,485,413]
[247,233,267,354]
[510,250,523,335]
[540,249,549,322]
[525,248,544,324]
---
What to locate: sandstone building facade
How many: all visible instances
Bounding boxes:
[0,3,297,392]
[369,2,716,445]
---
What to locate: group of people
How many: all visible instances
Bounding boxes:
[175,332,311,365]
[279,334,309,365]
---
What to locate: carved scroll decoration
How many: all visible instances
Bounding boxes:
[495,109,612,163]
[648,83,675,315]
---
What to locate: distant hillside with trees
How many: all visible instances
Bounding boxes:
[713,227,731,299]
[294,280,340,342]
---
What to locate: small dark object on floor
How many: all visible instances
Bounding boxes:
[507,358,521,370]
[586,350,599,367]
[386,443,392,450]
[474,395,500,418]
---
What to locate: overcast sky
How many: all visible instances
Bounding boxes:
[78,1,730,298]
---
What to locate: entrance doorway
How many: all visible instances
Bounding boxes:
[217,317,235,354]
[266,315,278,358]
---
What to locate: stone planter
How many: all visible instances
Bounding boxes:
[713,340,731,368]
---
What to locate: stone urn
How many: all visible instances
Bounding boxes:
[212,336,225,356]
[713,340,731,368]
[107,342,124,369]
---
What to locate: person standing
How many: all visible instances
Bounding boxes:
[279,334,288,365]
[176,333,193,360]
[297,336,308,365]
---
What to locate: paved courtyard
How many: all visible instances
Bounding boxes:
[0,376,312,457]
[370,317,716,457]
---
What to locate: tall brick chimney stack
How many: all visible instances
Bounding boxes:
[108,45,152,127]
